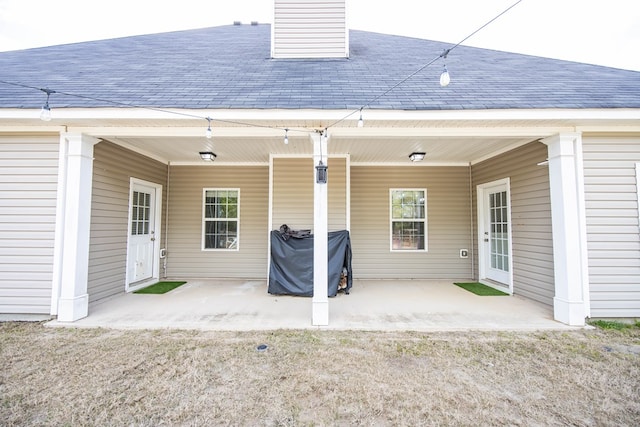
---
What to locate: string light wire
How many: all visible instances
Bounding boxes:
[325,0,524,129]
[0,79,316,136]
[0,0,523,134]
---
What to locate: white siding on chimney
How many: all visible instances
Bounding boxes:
[272,0,348,59]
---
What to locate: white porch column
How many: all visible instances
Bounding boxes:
[541,132,589,326]
[56,133,99,322]
[312,132,329,326]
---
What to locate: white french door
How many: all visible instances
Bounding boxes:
[126,179,161,290]
[478,178,513,290]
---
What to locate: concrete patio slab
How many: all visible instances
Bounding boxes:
[47,279,578,332]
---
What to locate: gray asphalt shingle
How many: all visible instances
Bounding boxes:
[1,24,639,110]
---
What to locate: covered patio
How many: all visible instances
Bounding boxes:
[1,29,600,328]
[48,279,577,332]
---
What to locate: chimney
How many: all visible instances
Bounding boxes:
[271,0,349,59]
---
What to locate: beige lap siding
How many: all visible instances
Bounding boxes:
[328,157,348,231]
[272,158,314,230]
[166,165,269,279]
[350,166,472,279]
[0,136,59,314]
[272,157,347,232]
[471,141,554,306]
[88,141,168,303]
[583,135,640,318]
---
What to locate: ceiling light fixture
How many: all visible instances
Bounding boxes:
[357,108,364,128]
[409,152,426,162]
[284,128,289,145]
[199,151,216,161]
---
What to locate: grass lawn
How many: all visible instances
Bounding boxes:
[133,281,187,294]
[454,282,509,296]
[1,322,639,426]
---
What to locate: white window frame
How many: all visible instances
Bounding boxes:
[202,188,240,251]
[389,188,428,252]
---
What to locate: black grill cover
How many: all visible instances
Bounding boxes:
[268,229,352,297]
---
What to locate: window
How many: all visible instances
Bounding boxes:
[131,191,151,236]
[390,189,427,251]
[203,189,239,250]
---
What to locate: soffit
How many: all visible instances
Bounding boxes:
[106,134,538,165]
[1,113,638,164]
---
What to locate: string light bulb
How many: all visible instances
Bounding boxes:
[284,128,289,145]
[39,88,54,121]
[439,48,451,87]
[357,108,364,128]
[205,117,212,139]
[440,65,450,87]
[40,103,51,121]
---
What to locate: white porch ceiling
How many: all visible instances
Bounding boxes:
[2,109,639,165]
[107,133,536,165]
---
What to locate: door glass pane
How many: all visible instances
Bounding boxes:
[489,190,509,272]
[131,190,151,236]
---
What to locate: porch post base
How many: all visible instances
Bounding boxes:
[57,294,89,322]
[553,296,586,326]
[312,300,329,326]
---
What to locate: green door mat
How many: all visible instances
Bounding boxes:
[454,282,509,296]
[134,281,187,294]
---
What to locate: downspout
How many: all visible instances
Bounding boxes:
[267,154,274,282]
[163,162,171,278]
[469,162,475,280]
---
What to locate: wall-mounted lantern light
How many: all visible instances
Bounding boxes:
[316,160,328,184]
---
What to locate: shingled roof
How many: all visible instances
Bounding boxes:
[1,23,639,111]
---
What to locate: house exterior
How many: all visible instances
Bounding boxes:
[1,0,639,326]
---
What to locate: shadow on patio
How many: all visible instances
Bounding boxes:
[47,280,579,332]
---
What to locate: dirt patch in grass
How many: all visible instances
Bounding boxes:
[1,322,639,426]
